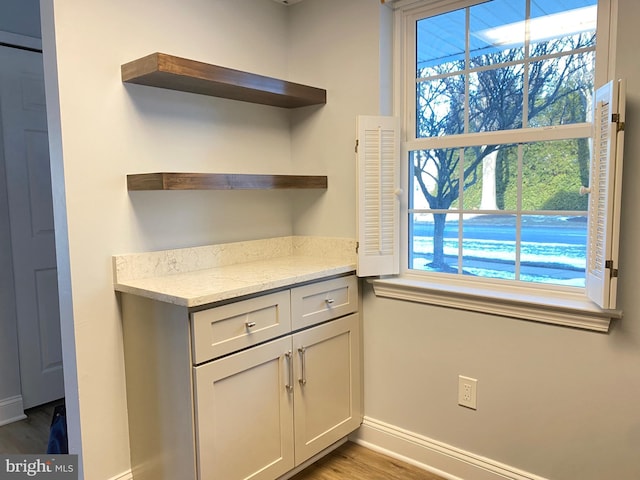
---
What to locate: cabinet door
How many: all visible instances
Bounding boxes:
[194,336,295,480]
[292,314,362,464]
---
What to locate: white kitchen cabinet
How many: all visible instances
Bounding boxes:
[121,274,361,480]
[193,313,360,480]
[193,336,295,480]
[291,314,361,464]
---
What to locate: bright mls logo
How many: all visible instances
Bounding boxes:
[0,455,77,480]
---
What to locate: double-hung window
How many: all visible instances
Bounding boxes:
[357,0,624,331]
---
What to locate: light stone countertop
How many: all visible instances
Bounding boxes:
[113,236,356,307]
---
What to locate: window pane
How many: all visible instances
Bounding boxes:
[408,0,599,289]
[417,9,465,78]
[462,214,516,280]
[469,65,524,133]
[469,0,525,65]
[520,215,586,287]
[528,52,595,127]
[522,140,590,211]
[529,0,597,52]
[530,31,596,58]
[460,145,519,210]
[410,149,461,210]
[410,213,460,273]
[417,76,465,137]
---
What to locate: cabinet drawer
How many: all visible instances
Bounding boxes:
[191,290,291,363]
[291,275,358,330]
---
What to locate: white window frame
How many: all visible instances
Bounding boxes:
[363,0,623,331]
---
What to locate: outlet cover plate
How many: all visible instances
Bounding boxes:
[458,375,477,409]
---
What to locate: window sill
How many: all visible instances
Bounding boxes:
[370,275,622,332]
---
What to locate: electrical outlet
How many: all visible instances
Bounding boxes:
[458,375,477,409]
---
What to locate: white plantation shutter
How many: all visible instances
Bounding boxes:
[356,115,400,277]
[586,80,626,309]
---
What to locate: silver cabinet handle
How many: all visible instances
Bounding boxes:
[298,346,307,385]
[245,321,256,329]
[325,298,334,305]
[285,351,293,392]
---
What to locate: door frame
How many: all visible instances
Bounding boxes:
[39,2,85,473]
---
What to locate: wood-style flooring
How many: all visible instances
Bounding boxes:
[290,441,447,480]
[0,401,57,454]
[1,406,448,480]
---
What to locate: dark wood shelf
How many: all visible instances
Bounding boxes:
[121,53,326,108]
[127,173,328,191]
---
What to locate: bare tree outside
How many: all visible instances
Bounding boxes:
[411,6,595,277]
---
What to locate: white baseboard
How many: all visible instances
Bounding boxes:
[106,418,548,480]
[107,471,133,480]
[351,417,549,480]
[0,395,27,427]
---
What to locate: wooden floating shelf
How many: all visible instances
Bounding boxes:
[127,173,328,191]
[121,53,326,108]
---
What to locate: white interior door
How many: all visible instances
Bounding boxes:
[0,46,64,409]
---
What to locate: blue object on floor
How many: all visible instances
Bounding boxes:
[47,404,68,454]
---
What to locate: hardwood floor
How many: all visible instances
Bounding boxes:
[290,442,447,480]
[2,408,448,480]
[0,401,58,454]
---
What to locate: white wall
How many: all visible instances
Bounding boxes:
[289,0,382,237]
[359,1,640,479]
[41,0,321,477]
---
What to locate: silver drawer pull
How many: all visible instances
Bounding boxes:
[325,298,335,305]
[245,321,256,329]
[298,346,307,386]
[285,351,294,392]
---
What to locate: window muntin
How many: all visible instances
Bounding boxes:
[469,0,526,64]
[415,0,597,137]
[407,0,597,289]
[409,140,589,287]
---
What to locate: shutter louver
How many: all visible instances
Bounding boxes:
[585,80,625,309]
[356,116,400,277]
